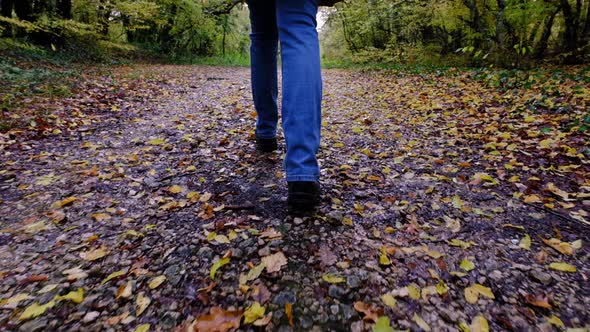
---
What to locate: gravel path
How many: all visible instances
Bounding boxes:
[1,65,589,331]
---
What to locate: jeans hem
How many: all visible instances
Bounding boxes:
[287,175,319,182]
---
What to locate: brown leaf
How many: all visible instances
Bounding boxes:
[524,293,552,309]
[541,238,574,255]
[19,275,49,284]
[192,307,243,332]
[261,252,287,273]
[317,245,337,266]
[286,303,295,327]
[353,301,382,323]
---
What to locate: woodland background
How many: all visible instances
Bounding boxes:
[0,0,589,66]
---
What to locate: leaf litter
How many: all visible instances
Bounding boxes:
[0,65,588,331]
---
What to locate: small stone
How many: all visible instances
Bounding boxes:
[530,270,552,285]
[258,246,271,257]
[330,304,340,315]
[351,321,365,332]
[347,275,360,288]
[83,311,100,323]
[328,285,348,299]
[294,218,304,225]
[488,270,503,282]
[19,319,48,332]
[299,315,314,329]
[273,290,296,306]
[197,246,213,259]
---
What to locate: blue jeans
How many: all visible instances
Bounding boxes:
[248,0,322,182]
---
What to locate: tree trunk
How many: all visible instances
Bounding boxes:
[560,0,579,55]
[14,0,33,21]
[582,0,590,42]
[98,0,111,36]
[462,0,483,48]
[535,6,560,58]
[495,0,506,48]
[57,0,72,19]
[1,0,14,18]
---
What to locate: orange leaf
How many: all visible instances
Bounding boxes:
[192,307,243,332]
[353,301,382,323]
[524,294,552,309]
[285,303,294,327]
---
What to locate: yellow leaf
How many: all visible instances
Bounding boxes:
[460,259,475,272]
[465,284,495,304]
[407,285,421,300]
[379,253,391,266]
[244,302,265,324]
[215,234,231,244]
[546,315,564,328]
[134,323,150,332]
[380,293,396,308]
[471,315,489,332]
[80,246,110,261]
[91,213,111,222]
[0,293,31,307]
[239,262,266,285]
[51,196,78,209]
[56,288,84,304]
[571,240,582,250]
[101,270,126,285]
[542,238,573,255]
[436,281,448,295]
[523,194,541,203]
[549,262,576,273]
[413,313,431,332]
[261,252,288,273]
[322,274,346,284]
[168,185,183,194]
[18,300,56,320]
[116,280,133,299]
[519,234,531,250]
[384,226,395,234]
[448,239,475,249]
[147,138,165,145]
[210,257,230,280]
[148,275,166,289]
[136,292,151,316]
[502,224,525,230]
[23,221,48,234]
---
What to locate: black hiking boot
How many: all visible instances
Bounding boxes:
[256,136,278,153]
[288,181,321,214]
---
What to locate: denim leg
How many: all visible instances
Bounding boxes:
[276,0,322,182]
[247,0,279,139]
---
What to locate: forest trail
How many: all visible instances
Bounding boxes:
[1,65,589,331]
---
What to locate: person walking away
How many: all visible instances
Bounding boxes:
[247,0,322,212]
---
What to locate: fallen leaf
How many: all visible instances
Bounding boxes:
[447,239,475,249]
[193,307,243,332]
[524,293,552,309]
[353,301,380,322]
[91,213,111,222]
[101,270,126,285]
[322,274,346,284]
[116,280,133,299]
[80,245,110,261]
[55,288,84,304]
[380,293,396,308]
[168,185,184,194]
[0,293,32,308]
[148,275,166,289]
[210,257,230,280]
[261,252,287,273]
[465,284,495,304]
[62,266,88,281]
[18,300,56,320]
[373,316,395,332]
[407,284,421,300]
[253,312,273,326]
[136,292,151,316]
[545,315,564,328]
[51,196,78,209]
[549,262,576,272]
[285,303,294,327]
[519,234,531,250]
[470,315,489,332]
[460,259,475,272]
[244,301,265,324]
[239,262,265,285]
[542,238,573,255]
[134,323,150,332]
[147,138,165,145]
[413,313,431,331]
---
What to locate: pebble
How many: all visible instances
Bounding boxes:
[273,290,296,306]
[530,270,552,285]
[488,270,503,282]
[347,275,360,289]
[328,285,349,299]
[258,246,271,257]
[83,311,100,323]
[294,218,304,225]
[330,304,340,315]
